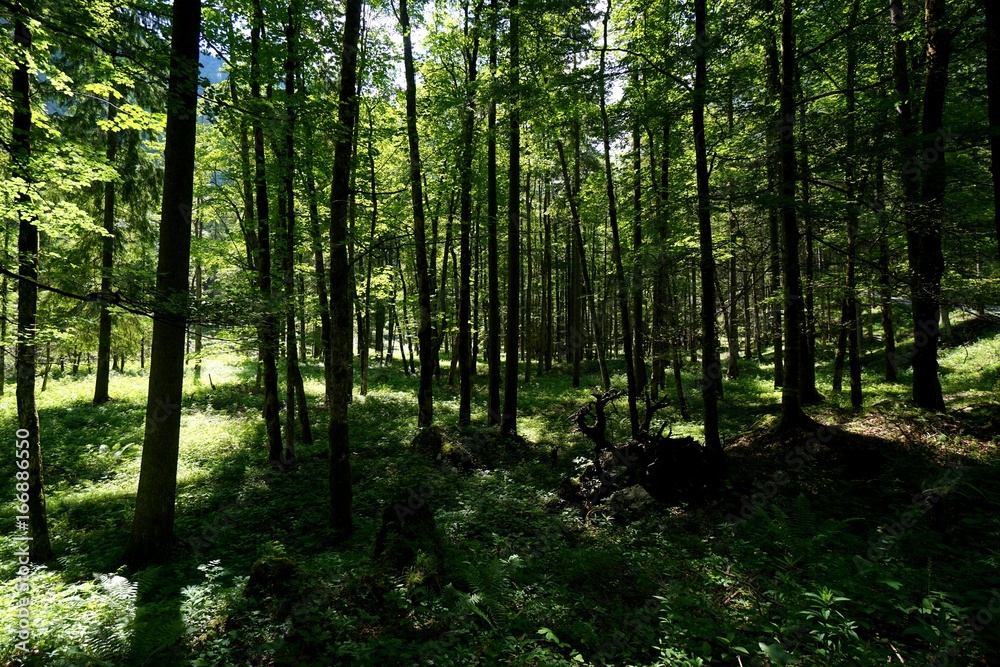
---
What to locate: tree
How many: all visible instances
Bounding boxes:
[122,0,202,567]
[600,0,639,438]
[328,0,364,533]
[776,0,808,432]
[987,0,1000,259]
[486,0,501,424]
[501,0,521,435]
[458,0,482,426]
[693,0,722,449]
[11,10,53,564]
[249,0,283,463]
[909,0,951,411]
[94,92,118,404]
[399,0,435,428]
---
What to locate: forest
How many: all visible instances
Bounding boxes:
[1,0,1000,663]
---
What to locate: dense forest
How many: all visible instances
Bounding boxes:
[2,0,1000,663]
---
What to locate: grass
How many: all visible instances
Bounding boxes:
[0,313,999,666]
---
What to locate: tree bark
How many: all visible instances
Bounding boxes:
[909,0,950,411]
[400,0,435,427]
[94,96,117,404]
[600,1,639,437]
[283,5,311,456]
[776,0,809,432]
[844,0,863,411]
[557,135,611,390]
[986,0,1000,259]
[327,0,362,534]
[250,0,283,464]
[486,0,501,425]
[501,0,520,435]
[458,0,481,425]
[122,0,200,566]
[693,0,722,449]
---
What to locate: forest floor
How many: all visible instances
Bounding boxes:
[2,314,1000,666]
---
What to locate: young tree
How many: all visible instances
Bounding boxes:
[122,0,202,567]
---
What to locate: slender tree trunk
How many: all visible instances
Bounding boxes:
[360,112,378,395]
[524,171,533,384]
[327,0,362,534]
[400,0,435,427]
[876,158,898,382]
[12,14,52,562]
[765,0,783,389]
[844,1,863,411]
[557,137,611,390]
[910,0,950,411]
[501,0,520,435]
[543,179,553,372]
[0,230,7,396]
[283,6,311,456]
[304,134,332,404]
[796,68,820,405]
[94,97,117,404]
[458,0,481,425]
[40,341,52,392]
[726,185,740,380]
[632,107,647,403]
[986,0,1000,259]
[693,0,722,449]
[250,0,283,464]
[486,0,500,424]
[122,0,200,566]
[599,2,638,437]
[776,0,808,432]
[193,217,203,382]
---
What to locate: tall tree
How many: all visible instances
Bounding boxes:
[282,3,311,460]
[486,0,501,425]
[909,0,951,411]
[122,0,201,566]
[600,0,639,438]
[986,0,1000,259]
[328,0,364,534]
[250,0,283,463]
[693,0,722,449]
[399,0,435,427]
[11,11,53,563]
[94,94,117,404]
[843,0,862,411]
[776,0,807,431]
[501,0,520,435]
